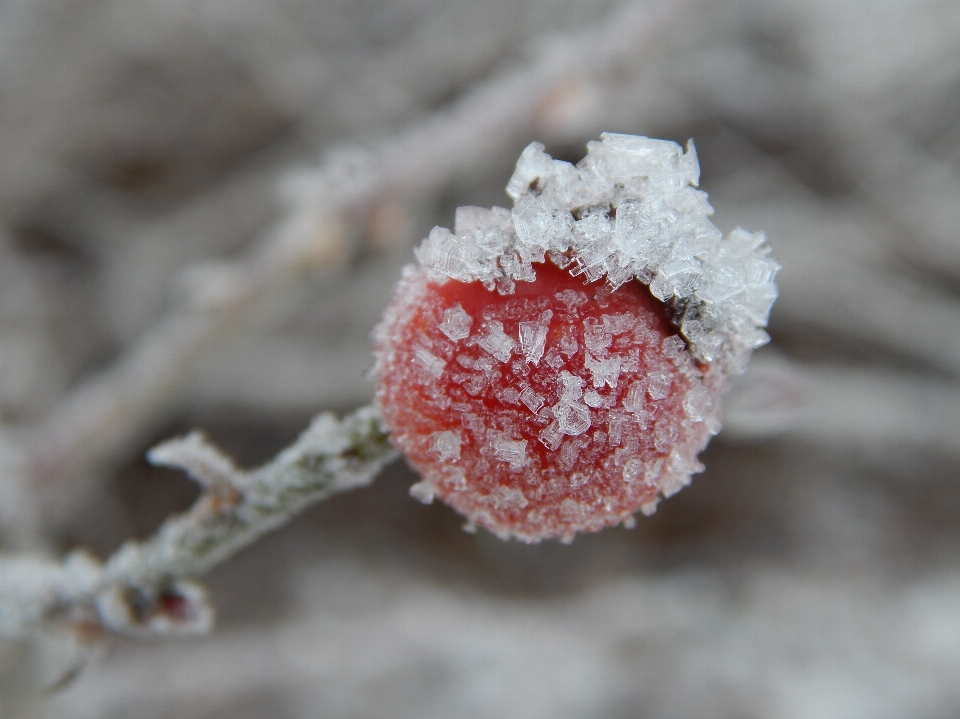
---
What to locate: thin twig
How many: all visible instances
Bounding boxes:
[0,405,397,639]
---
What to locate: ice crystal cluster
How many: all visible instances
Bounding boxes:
[373,134,778,542]
[416,133,779,372]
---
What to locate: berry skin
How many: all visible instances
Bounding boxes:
[373,260,722,543]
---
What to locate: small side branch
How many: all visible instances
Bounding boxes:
[0,405,397,639]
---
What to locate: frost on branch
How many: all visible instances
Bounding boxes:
[0,406,397,638]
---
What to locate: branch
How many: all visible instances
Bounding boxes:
[723,355,960,456]
[0,405,397,639]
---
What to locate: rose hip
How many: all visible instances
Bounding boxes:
[371,134,776,542]
[373,261,721,543]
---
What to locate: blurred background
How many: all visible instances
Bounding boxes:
[2,0,960,716]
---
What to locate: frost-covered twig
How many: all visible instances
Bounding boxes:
[26,0,688,522]
[0,405,396,638]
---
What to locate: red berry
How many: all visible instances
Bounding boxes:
[373,260,722,543]
[371,134,776,543]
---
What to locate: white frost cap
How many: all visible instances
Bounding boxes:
[414,133,779,373]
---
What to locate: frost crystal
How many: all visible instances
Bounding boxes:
[519,387,545,413]
[559,437,587,471]
[477,320,515,362]
[602,313,635,335]
[553,374,592,438]
[558,333,578,357]
[623,458,646,484]
[429,430,461,462]
[439,305,473,341]
[493,486,529,509]
[499,386,521,405]
[623,381,645,413]
[409,481,436,504]
[583,318,612,354]
[555,402,591,436]
[682,388,713,422]
[607,413,625,446]
[413,133,778,371]
[413,346,446,378]
[557,290,588,310]
[646,372,671,400]
[538,421,564,451]
[558,370,585,402]
[490,433,528,469]
[583,389,604,408]
[584,353,621,389]
[519,320,549,365]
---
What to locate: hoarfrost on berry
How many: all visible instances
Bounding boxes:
[413,346,446,378]
[429,430,461,462]
[415,132,778,370]
[519,319,549,365]
[519,387,545,413]
[373,133,778,542]
[477,321,516,362]
[439,305,473,341]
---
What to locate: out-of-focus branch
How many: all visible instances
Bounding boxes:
[723,355,960,456]
[25,0,689,522]
[679,43,960,280]
[827,106,960,279]
[26,204,350,521]
[0,405,396,639]
[762,201,960,378]
[0,430,44,552]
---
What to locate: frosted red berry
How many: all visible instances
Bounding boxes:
[374,261,722,542]
[371,134,778,543]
